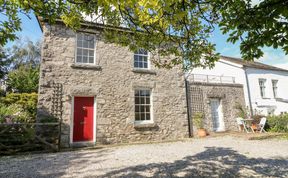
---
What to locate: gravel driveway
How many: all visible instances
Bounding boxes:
[0,136,287,178]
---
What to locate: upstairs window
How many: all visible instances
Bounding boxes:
[259,79,266,98]
[272,80,278,98]
[76,33,95,64]
[134,49,149,69]
[135,89,152,122]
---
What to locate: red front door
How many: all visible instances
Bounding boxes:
[73,97,94,142]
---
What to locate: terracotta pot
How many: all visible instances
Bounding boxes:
[251,124,257,130]
[197,128,207,137]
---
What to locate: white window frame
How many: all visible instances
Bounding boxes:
[259,79,266,98]
[133,49,150,69]
[134,89,153,124]
[75,33,96,65]
[272,79,278,98]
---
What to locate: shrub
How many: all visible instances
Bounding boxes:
[0,92,38,122]
[266,114,288,133]
[0,103,30,123]
[251,114,265,124]
[234,102,250,119]
[193,112,204,129]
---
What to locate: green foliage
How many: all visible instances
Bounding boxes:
[217,0,288,59]
[6,65,39,93]
[0,88,5,97]
[234,103,250,119]
[0,92,38,122]
[0,103,30,123]
[193,112,204,129]
[267,114,288,133]
[1,1,287,68]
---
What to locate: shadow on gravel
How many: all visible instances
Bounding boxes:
[102,147,288,177]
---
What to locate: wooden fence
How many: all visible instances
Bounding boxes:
[0,122,61,155]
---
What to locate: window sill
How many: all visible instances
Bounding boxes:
[134,122,156,128]
[261,97,271,99]
[71,63,102,70]
[132,69,156,75]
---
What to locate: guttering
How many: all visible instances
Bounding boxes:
[184,78,192,137]
[243,66,254,116]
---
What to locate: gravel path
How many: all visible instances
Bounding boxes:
[0,136,287,178]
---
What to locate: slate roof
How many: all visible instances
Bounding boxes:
[221,56,288,72]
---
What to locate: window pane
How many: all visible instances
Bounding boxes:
[146,113,150,120]
[83,41,89,48]
[140,106,145,112]
[135,97,140,104]
[144,62,148,68]
[83,56,88,63]
[134,62,139,68]
[77,40,82,48]
[77,48,82,55]
[134,55,139,62]
[76,56,82,63]
[89,50,94,57]
[145,106,150,113]
[135,113,140,121]
[135,105,140,112]
[89,57,94,63]
[83,49,88,56]
[140,90,150,96]
[141,113,145,120]
[140,97,145,104]
[146,98,150,104]
[89,39,95,49]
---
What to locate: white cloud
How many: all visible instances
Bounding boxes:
[258,47,288,65]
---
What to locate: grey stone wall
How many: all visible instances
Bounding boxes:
[37,23,189,147]
[188,82,245,134]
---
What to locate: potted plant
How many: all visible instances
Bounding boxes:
[193,112,207,137]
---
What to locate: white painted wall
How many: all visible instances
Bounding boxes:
[190,58,288,116]
[191,59,250,109]
[246,68,288,115]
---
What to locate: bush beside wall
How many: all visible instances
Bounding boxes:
[0,93,38,123]
[267,114,288,133]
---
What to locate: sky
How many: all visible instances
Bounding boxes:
[3,11,288,70]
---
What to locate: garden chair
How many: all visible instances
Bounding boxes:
[252,117,267,133]
[236,117,249,133]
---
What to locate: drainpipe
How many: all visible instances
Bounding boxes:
[244,67,254,116]
[184,78,192,137]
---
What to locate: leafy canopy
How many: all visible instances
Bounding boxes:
[0,0,288,69]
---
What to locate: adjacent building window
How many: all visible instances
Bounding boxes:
[76,33,95,64]
[259,79,266,98]
[135,89,152,121]
[272,80,278,98]
[134,49,149,69]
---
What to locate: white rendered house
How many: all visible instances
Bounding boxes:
[190,56,288,116]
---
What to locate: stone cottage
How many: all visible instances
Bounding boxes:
[37,19,245,147]
[37,19,190,147]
